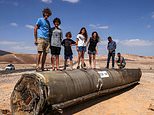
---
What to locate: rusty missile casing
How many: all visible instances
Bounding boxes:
[10,68,142,114]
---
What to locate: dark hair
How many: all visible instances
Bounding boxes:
[108,36,112,39]
[92,31,100,41]
[42,8,52,17]
[53,17,61,25]
[117,52,121,55]
[65,32,72,38]
[79,27,88,41]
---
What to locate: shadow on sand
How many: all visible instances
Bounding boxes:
[62,83,139,115]
[46,83,139,115]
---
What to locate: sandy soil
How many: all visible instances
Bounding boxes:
[0,57,154,115]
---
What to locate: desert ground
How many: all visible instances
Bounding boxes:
[0,52,154,115]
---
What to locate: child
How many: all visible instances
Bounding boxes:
[61,32,76,70]
[87,31,99,69]
[50,18,63,71]
[76,27,88,69]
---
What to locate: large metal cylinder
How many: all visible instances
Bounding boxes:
[10,68,141,115]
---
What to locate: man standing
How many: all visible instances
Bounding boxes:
[106,36,116,69]
[34,8,52,71]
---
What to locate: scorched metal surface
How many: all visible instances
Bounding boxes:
[10,68,142,115]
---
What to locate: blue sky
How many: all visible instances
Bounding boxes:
[0,0,154,56]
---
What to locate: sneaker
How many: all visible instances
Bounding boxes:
[77,66,80,69]
[84,62,86,67]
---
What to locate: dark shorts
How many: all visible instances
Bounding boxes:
[65,55,73,61]
[50,46,61,55]
[88,50,96,55]
[78,46,86,52]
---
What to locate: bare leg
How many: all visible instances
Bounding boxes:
[89,54,92,68]
[51,55,55,70]
[56,55,59,70]
[36,51,42,70]
[41,52,47,70]
[77,52,81,68]
[70,60,73,70]
[81,51,85,67]
[64,59,67,70]
[93,54,96,69]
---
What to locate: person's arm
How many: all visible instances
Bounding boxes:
[115,57,118,64]
[71,39,76,46]
[34,25,39,45]
[96,46,98,55]
[120,57,123,65]
[76,38,79,51]
[61,39,64,46]
[86,38,90,47]
[60,30,63,43]
[107,42,109,51]
[113,41,116,50]
[49,28,52,44]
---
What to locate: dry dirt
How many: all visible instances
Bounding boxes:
[0,55,154,115]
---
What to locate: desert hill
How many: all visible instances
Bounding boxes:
[0,50,11,56]
[0,50,36,64]
[0,50,154,64]
[0,50,50,64]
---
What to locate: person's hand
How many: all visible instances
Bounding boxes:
[96,50,98,55]
[76,47,79,51]
[109,50,112,53]
[34,39,38,46]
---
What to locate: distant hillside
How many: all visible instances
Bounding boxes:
[0,50,154,64]
[91,54,154,62]
[0,50,12,56]
[0,50,51,64]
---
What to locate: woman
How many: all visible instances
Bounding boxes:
[87,31,99,69]
[76,27,88,69]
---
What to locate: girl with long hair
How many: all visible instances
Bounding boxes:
[76,27,88,69]
[87,31,99,69]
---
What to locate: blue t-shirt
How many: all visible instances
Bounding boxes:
[36,18,50,39]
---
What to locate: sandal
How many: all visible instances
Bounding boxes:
[36,67,41,72]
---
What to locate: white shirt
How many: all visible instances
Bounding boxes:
[76,34,86,46]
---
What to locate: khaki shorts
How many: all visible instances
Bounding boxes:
[37,38,50,53]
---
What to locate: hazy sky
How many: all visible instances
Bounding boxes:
[0,0,154,56]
